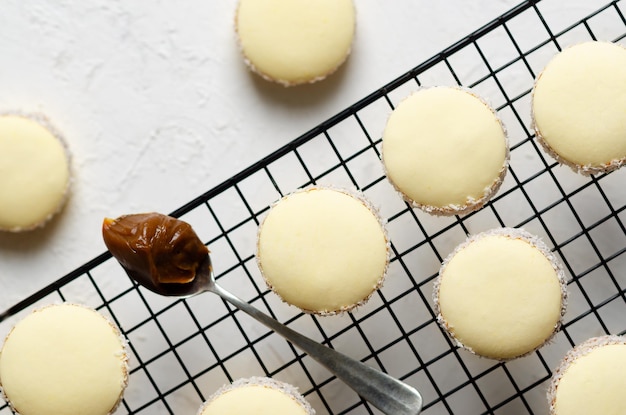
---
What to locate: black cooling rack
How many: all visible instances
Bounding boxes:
[2,1,626,414]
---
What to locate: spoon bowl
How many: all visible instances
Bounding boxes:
[121,252,423,415]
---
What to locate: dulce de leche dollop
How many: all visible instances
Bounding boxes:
[102,213,209,285]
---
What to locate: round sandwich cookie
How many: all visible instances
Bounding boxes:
[0,112,71,232]
[382,86,509,216]
[434,227,567,360]
[197,376,315,415]
[531,41,626,175]
[256,187,389,315]
[235,0,355,86]
[548,335,626,415]
[0,303,128,415]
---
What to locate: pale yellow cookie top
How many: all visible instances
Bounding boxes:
[435,228,565,360]
[551,337,626,415]
[382,87,508,215]
[532,41,626,173]
[257,187,388,314]
[199,378,312,415]
[0,303,128,415]
[0,114,70,231]
[236,0,355,86]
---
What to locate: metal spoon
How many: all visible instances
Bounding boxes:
[121,254,423,415]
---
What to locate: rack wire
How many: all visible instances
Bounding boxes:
[2,1,626,414]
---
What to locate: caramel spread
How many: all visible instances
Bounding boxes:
[102,213,208,285]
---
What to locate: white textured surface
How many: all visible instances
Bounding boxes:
[1,2,623,415]
[0,0,533,310]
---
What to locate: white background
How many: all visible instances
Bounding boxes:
[2,1,625,414]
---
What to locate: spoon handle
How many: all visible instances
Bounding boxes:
[210,283,423,415]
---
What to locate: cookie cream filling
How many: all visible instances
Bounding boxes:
[532,41,626,174]
[257,187,388,314]
[0,303,128,415]
[0,114,70,231]
[435,228,566,360]
[236,0,355,85]
[550,336,626,415]
[199,377,312,415]
[382,87,508,215]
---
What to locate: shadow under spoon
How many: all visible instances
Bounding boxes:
[123,255,423,415]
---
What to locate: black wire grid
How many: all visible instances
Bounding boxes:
[2,1,626,414]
